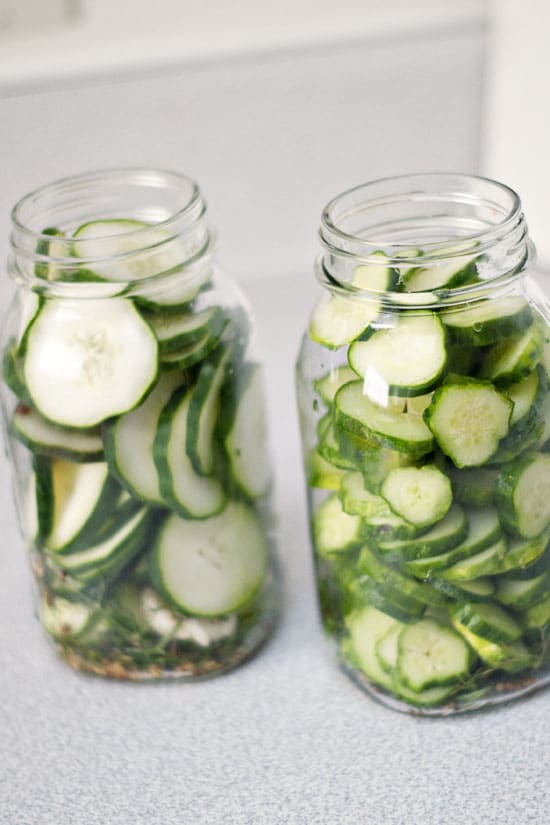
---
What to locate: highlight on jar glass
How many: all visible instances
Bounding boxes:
[296,173,550,714]
[1,168,278,679]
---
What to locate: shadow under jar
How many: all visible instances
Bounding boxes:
[296,173,550,714]
[1,168,278,679]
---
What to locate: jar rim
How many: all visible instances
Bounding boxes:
[11,167,204,244]
[320,172,523,258]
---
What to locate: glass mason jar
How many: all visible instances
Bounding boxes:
[296,173,550,714]
[1,168,278,680]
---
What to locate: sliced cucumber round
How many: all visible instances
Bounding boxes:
[424,379,512,468]
[152,502,267,617]
[451,601,522,645]
[335,381,434,455]
[144,306,225,353]
[339,471,389,518]
[495,452,550,539]
[314,364,357,407]
[103,371,187,504]
[451,618,533,673]
[309,293,379,349]
[72,219,207,306]
[442,296,533,346]
[402,507,500,575]
[313,494,363,558]
[154,385,226,519]
[397,618,472,691]
[24,298,159,428]
[440,536,507,581]
[344,606,401,690]
[479,322,544,387]
[44,459,117,554]
[13,404,104,462]
[223,363,272,498]
[379,503,468,565]
[381,464,452,529]
[348,314,447,398]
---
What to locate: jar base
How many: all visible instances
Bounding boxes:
[46,603,279,681]
[339,654,550,716]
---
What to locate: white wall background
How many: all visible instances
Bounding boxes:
[482,0,550,270]
[0,2,486,313]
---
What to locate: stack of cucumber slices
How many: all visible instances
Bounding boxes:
[3,220,274,677]
[306,248,550,709]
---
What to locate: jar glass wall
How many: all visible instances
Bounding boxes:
[1,168,278,679]
[296,173,550,714]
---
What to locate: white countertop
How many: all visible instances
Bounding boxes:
[1,272,550,825]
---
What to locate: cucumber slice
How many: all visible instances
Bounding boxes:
[376,623,402,672]
[356,439,417,493]
[424,379,512,468]
[152,502,267,617]
[397,618,472,691]
[402,507,499,575]
[496,571,550,610]
[339,472,389,518]
[144,306,225,353]
[348,314,447,399]
[379,503,468,564]
[359,546,446,607]
[2,340,31,402]
[35,227,66,282]
[449,466,498,507]
[521,592,550,630]
[403,245,478,292]
[440,537,507,581]
[506,365,547,426]
[13,404,104,462]
[344,606,401,689]
[103,371,187,504]
[372,613,460,705]
[55,505,151,581]
[451,619,533,673]
[317,415,358,469]
[314,365,357,407]
[309,293,379,349]
[429,576,495,602]
[499,545,550,581]
[15,289,42,352]
[335,381,434,455]
[495,532,549,574]
[495,452,550,538]
[442,297,533,346]
[223,363,272,498]
[362,509,423,542]
[154,386,226,519]
[73,218,212,309]
[351,251,397,291]
[312,494,363,558]
[306,449,348,490]
[450,602,522,644]
[479,322,544,387]
[44,459,118,554]
[187,346,232,476]
[24,298,159,428]
[380,464,452,529]
[366,580,426,622]
[160,325,225,370]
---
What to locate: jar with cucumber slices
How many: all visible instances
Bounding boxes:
[296,173,550,713]
[1,169,277,679]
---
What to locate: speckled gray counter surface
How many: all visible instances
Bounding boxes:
[1,274,549,825]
